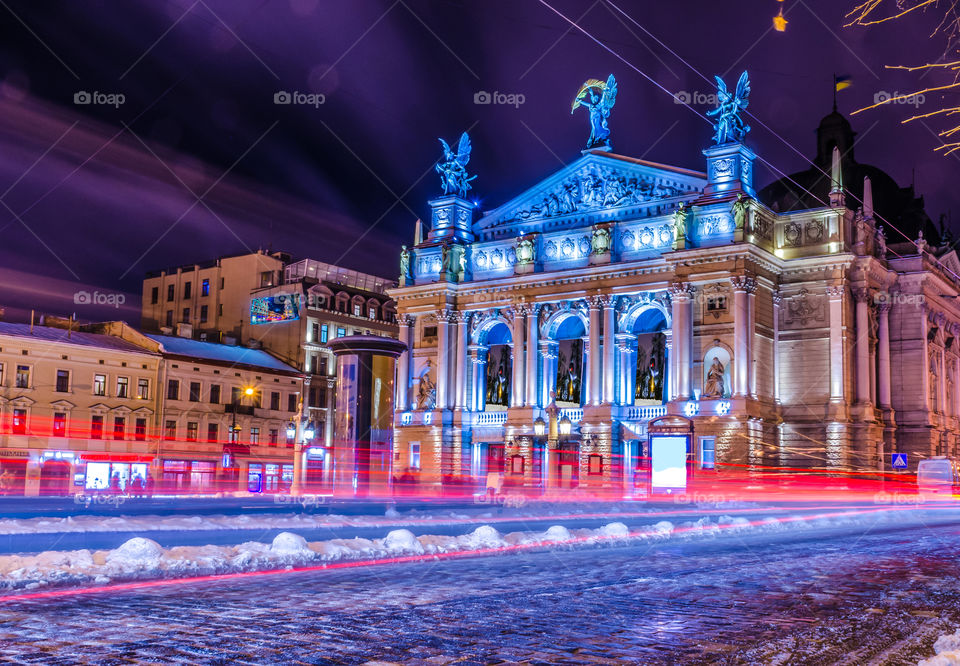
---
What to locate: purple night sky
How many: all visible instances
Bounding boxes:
[0,0,955,322]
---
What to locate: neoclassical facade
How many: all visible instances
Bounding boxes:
[389,102,960,491]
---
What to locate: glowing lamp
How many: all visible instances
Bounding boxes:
[558,415,572,437]
[533,416,546,437]
[773,6,787,32]
[244,387,255,397]
[303,422,316,440]
[286,422,296,439]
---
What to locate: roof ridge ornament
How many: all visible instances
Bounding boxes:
[707,71,751,145]
[571,74,617,151]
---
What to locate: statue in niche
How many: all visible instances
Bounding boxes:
[555,340,583,403]
[486,347,511,406]
[732,193,748,230]
[417,362,436,409]
[702,356,726,398]
[571,74,618,150]
[876,225,887,258]
[636,359,662,400]
[440,243,454,274]
[634,333,665,401]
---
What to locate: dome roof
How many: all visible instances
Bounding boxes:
[757,108,937,244]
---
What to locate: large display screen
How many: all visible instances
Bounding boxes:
[650,435,688,493]
[250,294,300,324]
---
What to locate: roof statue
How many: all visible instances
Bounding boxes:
[707,71,751,145]
[436,132,476,197]
[571,74,618,151]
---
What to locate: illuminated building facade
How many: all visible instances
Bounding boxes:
[390,94,958,490]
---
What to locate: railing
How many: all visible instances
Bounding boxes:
[473,411,508,426]
[621,405,667,421]
[559,408,583,423]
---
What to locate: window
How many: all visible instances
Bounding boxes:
[368,307,376,319]
[320,324,328,343]
[353,303,362,316]
[137,378,149,400]
[166,310,173,327]
[700,437,716,470]
[336,327,345,338]
[167,379,180,400]
[410,442,421,470]
[151,286,159,304]
[182,307,190,323]
[250,427,260,445]
[201,279,210,296]
[93,374,106,396]
[135,418,147,441]
[318,385,328,407]
[218,304,223,317]
[200,305,208,323]
[220,278,225,289]
[184,281,192,299]
[269,429,278,445]
[320,357,328,375]
[186,422,198,441]
[207,423,219,443]
[209,384,221,404]
[55,369,70,393]
[312,322,319,342]
[10,408,27,435]
[309,386,319,408]
[167,284,175,302]
[260,270,273,287]
[270,391,280,411]
[288,394,297,412]
[252,390,262,409]
[189,381,201,402]
[91,415,103,439]
[423,325,437,339]
[113,417,126,440]
[116,376,129,398]
[164,420,177,439]
[15,365,29,389]
[231,387,241,404]
[53,412,66,437]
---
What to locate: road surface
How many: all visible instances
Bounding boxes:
[1,515,959,663]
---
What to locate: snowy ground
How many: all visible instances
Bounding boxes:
[2,513,960,664]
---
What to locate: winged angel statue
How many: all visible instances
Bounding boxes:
[436,132,476,197]
[707,71,751,145]
[571,74,617,150]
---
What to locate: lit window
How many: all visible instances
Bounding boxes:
[368,307,376,319]
[53,412,66,437]
[137,378,149,400]
[353,304,361,316]
[410,443,421,470]
[93,374,106,396]
[15,365,29,389]
[186,422,199,441]
[116,376,129,399]
[336,327,345,338]
[320,325,328,343]
[250,427,260,445]
[164,420,177,439]
[201,279,210,297]
[700,437,716,470]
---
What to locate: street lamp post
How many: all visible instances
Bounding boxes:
[544,391,560,492]
[231,386,255,443]
[290,378,311,496]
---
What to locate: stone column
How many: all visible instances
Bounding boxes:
[468,345,488,412]
[602,296,617,404]
[526,305,539,407]
[436,308,453,409]
[877,303,893,410]
[670,283,694,400]
[772,292,781,403]
[730,276,755,398]
[663,330,674,401]
[588,296,602,405]
[749,285,757,398]
[540,340,558,407]
[395,314,414,411]
[617,334,637,405]
[826,286,846,404]
[454,312,469,410]
[854,288,872,405]
[511,306,527,407]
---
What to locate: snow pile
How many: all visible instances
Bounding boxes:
[598,522,629,538]
[270,532,311,555]
[105,537,163,566]
[383,529,424,554]
[920,629,960,666]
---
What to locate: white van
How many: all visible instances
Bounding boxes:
[917,457,959,495]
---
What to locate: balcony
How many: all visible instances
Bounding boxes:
[223,404,255,416]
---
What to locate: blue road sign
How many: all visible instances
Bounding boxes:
[891,453,908,469]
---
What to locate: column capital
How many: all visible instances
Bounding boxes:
[437,307,455,323]
[826,284,846,299]
[598,294,617,309]
[588,294,606,309]
[875,301,891,314]
[397,313,416,326]
[729,275,756,293]
[772,291,782,307]
[452,310,471,324]
[513,304,532,317]
[669,282,696,299]
[853,287,872,303]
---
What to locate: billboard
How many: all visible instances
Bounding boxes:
[250,294,301,324]
[650,435,688,493]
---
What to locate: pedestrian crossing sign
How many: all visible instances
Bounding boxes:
[891,453,908,469]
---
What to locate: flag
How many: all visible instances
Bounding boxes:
[835,75,852,92]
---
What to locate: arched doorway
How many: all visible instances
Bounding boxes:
[473,318,513,411]
[541,310,588,408]
[622,306,669,406]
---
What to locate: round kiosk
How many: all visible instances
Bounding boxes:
[328,335,407,497]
